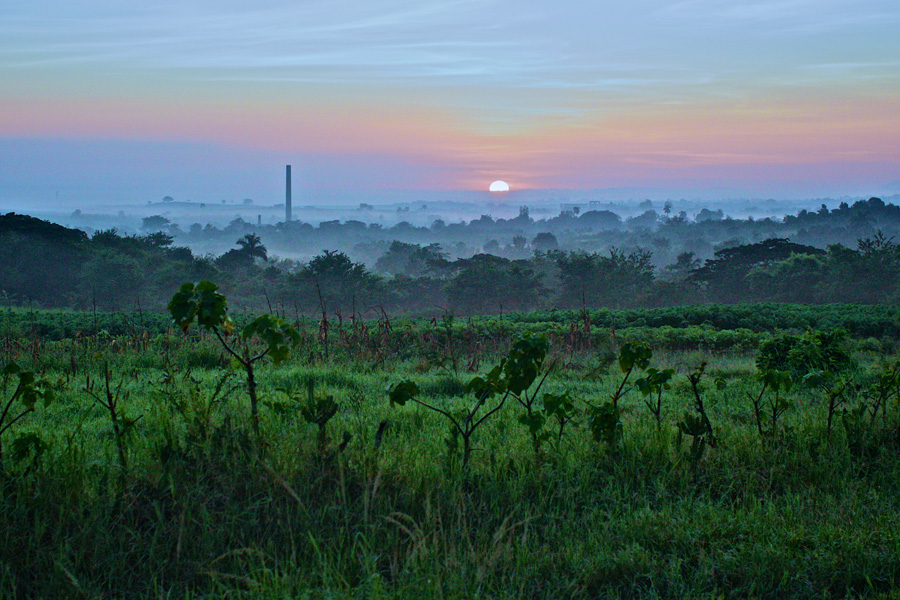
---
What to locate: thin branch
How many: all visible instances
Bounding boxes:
[0,407,34,436]
[0,383,24,429]
[410,397,464,438]
[612,365,634,409]
[529,359,557,400]
[211,328,245,365]
[473,391,510,431]
[249,348,271,364]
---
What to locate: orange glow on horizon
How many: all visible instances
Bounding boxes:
[2,90,898,191]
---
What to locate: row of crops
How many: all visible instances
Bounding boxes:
[4,302,899,347]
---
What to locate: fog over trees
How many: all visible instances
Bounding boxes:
[3,196,900,315]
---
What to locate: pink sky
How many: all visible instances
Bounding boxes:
[2,0,899,203]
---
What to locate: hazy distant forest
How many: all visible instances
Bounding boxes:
[3,195,900,314]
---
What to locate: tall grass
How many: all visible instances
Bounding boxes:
[1,314,899,598]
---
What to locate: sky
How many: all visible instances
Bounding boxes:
[1,0,899,207]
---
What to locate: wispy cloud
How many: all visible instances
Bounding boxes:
[655,0,900,34]
[0,0,565,87]
[1,0,899,195]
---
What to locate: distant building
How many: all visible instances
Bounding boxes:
[285,165,292,222]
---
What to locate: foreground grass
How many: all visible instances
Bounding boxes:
[1,324,900,598]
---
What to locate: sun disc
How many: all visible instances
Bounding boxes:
[489,180,510,192]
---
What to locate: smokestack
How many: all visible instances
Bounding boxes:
[285,165,292,222]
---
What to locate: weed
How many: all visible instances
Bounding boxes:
[168,281,300,439]
[0,362,54,474]
[748,369,793,441]
[389,333,548,469]
[586,341,652,446]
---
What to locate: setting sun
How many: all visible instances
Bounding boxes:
[489,180,510,192]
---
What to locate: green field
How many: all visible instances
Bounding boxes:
[2,302,900,598]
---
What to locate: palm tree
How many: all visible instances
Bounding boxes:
[235,233,267,261]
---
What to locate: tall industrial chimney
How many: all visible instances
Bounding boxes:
[285,165,292,222]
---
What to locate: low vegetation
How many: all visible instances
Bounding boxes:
[1,286,900,598]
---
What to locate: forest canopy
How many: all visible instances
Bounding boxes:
[2,200,900,314]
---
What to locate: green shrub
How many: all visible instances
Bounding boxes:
[757,329,855,376]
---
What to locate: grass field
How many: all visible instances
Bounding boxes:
[2,303,900,598]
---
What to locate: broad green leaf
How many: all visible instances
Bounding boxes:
[758,369,793,393]
[504,333,549,395]
[242,314,301,365]
[619,342,652,373]
[517,412,546,435]
[2,362,21,375]
[587,401,621,445]
[677,412,707,437]
[302,395,339,426]
[167,280,231,332]
[11,433,50,463]
[542,392,575,417]
[388,380,419,407]
[636,367,675,396]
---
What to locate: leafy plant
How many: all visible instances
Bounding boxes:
[747,369,793,441]
[612,342,653,409]
[505,334,554,452]
[675,412,708,467]
[85,364,141,479]
[428,313,459,375]
[586,341,652,447]
[9,432,50,476]
[0,362,54,473]
[803,370,855,435]
[635,367,676,426]
[676,363,720,469]
[388,333,548,469]
[757,329,855,377]
[829,362,900,456]
[168,281,300,438]
[300,379,342,455]
[839,389,888,461]
[863,359,900,423]
[541,391,578,452]
[587,401,622,447]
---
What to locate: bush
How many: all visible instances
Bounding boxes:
[757,329,855,376]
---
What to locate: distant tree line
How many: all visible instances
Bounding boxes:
[150,196,900,273]
[2,211,900,316]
